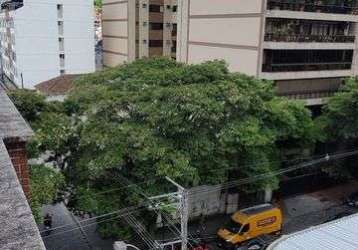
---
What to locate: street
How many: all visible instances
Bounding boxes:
[40,202,114,250]
[39,182,358,250]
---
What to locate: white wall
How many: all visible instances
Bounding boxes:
[177,0,263,76]
[12,0,95,89]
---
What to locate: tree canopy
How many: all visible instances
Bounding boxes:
[11,58,317,237]
[65,58,316,191]
[320,78,358,140]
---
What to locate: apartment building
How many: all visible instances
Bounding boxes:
[0,0,95,89]
[177,0,358,105]
[102,0,178,67]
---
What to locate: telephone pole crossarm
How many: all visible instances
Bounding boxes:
[165,177,189,250]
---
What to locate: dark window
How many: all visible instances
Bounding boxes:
[149,40,163,47]
[172,5,177,12]
[60,69,65,75]
[172,23,177,34]
[59,54,65,59]
[241,224,250,233]
[150,22,163,30]
[149,4,161,12]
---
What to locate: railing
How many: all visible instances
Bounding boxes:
[279,89,337,99]
[263,62,352,72]
[267,0,358,15]
[264,33,356,43]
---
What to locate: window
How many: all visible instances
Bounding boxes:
[59,54,65,59]
[172,5,178,12]
[241,224,250,234]
[142,3,147,8]
[60,69,65,75]
[149,40,163,47]
[150,22,163,30]
[166,5,171,9]
[225,220,242,233]
[57,4,63,19]
[149,4,161,12]
[143,39,147,44]
[143,21,147,26]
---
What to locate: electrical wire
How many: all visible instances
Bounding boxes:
[41,208,144,240]
[40,203,148,234]
[187,149,358,197]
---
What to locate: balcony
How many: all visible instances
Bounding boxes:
[263,61,351,72]
[267,0,358,15]
[279,89,336,100]
[264,33,355,43]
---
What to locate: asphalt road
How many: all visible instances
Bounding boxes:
[40,202,114,250]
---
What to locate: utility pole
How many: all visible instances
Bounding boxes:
[165,177,189,250]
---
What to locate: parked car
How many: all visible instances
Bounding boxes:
[346,191,358,207]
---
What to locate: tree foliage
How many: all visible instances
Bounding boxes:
[30,165,65,223]
[11,58,317,237]
[318,78,358,178]
[320,78,358,140]
[94,0,102,8]
[63,59,318,238]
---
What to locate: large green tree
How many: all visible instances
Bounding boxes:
[11,58,317,238]
[62,58,317,236]
[318,78,358,177]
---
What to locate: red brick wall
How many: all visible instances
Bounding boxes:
[4,140,30,198]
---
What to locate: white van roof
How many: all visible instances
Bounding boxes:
[267,213,358,250]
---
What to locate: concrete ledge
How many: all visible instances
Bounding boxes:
[263,41,354,50]
[261,70,351,80]
[266,10,358,22]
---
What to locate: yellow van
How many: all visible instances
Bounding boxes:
[217,204,282,248]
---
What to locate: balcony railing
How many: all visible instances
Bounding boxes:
[279,89,337,99]
[264,33,356,43]
[267,0,358,15]
[263,61,352,72]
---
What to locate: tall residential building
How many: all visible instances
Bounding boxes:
[177,0,358,105]
[0,0,95,89]
[102,0,178,67]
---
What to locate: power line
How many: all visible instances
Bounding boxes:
[188,149,358,197]
[41,208,144,240]
[90,177,162,197]
[40,203,148,234]
[40,178,164,234]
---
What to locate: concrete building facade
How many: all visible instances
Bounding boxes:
[0,0,95,89]
[177,0,358,105]
[102,0,178,67]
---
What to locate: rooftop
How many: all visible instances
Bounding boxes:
[268,213,358,250]
[241,203,275,216]
[0,88,33,141]
[35,74,79,97]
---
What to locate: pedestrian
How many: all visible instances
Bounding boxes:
[44,213,53,229]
